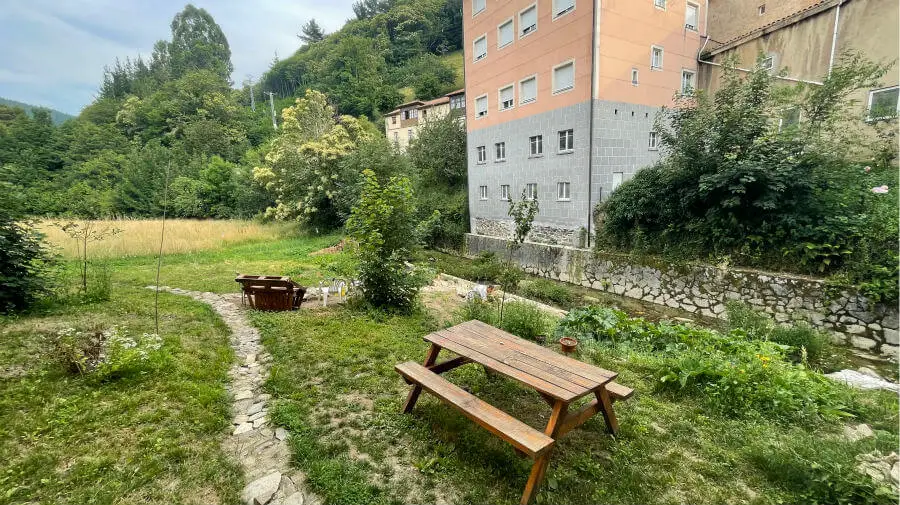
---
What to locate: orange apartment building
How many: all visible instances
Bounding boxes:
[464,0,898,247]
[464,0,704,246]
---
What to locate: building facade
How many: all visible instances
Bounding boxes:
[464,0,704,246]
[384,89,466,151]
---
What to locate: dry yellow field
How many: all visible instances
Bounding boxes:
[37,219,293,259]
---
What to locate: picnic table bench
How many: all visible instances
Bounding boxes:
[235,275,306,311]
[395,320,633,505]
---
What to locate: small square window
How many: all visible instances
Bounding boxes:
[407,128,414,140]
[760,55,774,71]
[500,184,510,200]
[495,142,506,161]
[631,68,639,86]
[758,4,766,15]
[648,131,659,150]
[520,5,537,37]
[558,129,574,152]
[651,46,664,70]
[525,183,538,200]
[868,86,899,121]
[476,145,487,163]
[654,0,666,9]
[393,131,399,144]
[479,185,488,200]
[529,135,543,156]
[778,108,802,131]
[557,182,571,201]
[391,116,397,125]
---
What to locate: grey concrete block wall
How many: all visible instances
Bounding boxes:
[467,101,592,233]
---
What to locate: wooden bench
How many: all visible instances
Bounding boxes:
[235,275,306,311]
[396,361,554,459]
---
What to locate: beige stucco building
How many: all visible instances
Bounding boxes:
[384,89,466,151]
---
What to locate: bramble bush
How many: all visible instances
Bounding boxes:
[598,53,898,302]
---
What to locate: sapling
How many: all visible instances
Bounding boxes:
[498,189,538,324]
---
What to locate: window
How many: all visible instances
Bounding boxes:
[525,183,538,200]
[648,131,659,150]
[554,0,575,17]
[498,19,514,48]
[500,184,511,201]
[757,4,766,15]
[529,135,543,156]
[681,69,696,95]
[393,131,399,144]
[557,182,570,201]
[450,94,465,109]
[651,46,663,70]
[778,108,801,131]
[495,142,506,161]
[654,0,666,9]
[422,109,427,118]
[558,129,574,152]
[473,0,485,15]
[474,35,487,62]
[408,128,414,140]
[476,145,487,163]
[631,68,639,86]
[475,95,488,118]
[611,172,624,192]
[760,55,774,71]
[499,85,515,110]
[868,86,899,121]
[391,116,397,124]
[685,3,699,30]
[520,75,537,104]
[479,185,488,200]
[519,4,537,37]
[553,61,575,94]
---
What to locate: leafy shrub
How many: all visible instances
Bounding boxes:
[498,302,553,341]
[518,279,574,307]
[457,298,497,326]
[53,326,163,380]
[470,252,505,282]
[554,306,632,341]
[0,183,55,312]
[346,170,429,311]
[598,54,898,302]
[726,302,830,364]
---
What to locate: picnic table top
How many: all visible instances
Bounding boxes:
[424,320,616,402]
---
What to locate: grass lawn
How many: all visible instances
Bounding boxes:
[2,227,896,505]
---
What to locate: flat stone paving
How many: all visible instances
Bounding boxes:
[149,286,319,505]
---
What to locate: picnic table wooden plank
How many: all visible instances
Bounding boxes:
[444,325,614,391]
[463,320,617,382]
[426,331,579,401]
[435,327,593,395]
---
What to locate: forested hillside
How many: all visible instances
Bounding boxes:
[0,0,467,240]
[0,98,73,125]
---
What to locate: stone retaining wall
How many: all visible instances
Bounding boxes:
[466,233,899,357]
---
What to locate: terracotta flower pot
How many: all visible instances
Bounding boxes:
[559,337,578,354]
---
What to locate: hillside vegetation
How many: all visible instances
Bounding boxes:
[0,97,73,125]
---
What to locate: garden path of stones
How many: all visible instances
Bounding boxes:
[149,287,320,505]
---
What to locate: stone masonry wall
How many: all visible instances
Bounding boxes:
[466,233,899,357]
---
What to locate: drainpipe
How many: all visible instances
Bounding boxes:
[828,0,843,73]
[586,0,600,248]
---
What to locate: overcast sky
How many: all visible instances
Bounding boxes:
[0,0,356,115]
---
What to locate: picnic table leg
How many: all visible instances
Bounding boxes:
[595,387,619,435]
[402,343,442,413]
[521,400,568,505]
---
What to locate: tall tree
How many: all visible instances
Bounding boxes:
[168,4,234,81]
[298,19,326,44]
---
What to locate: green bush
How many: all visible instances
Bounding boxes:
[517,278,574,307]
[498,302,553,341]
[456,298,497,326]
[598,54,898,302]
[470,252,505,282]
[0,183,55,312]
[726,302,831,364]
[554,306,633,341]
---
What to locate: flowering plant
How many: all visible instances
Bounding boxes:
[53,326,163,380]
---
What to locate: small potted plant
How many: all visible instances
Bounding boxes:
[559,336,578,355]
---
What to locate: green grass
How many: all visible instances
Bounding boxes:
[3,230,897,505]
[441,50,465,91]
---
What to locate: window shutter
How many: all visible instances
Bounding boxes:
[555,63,574,92]
[473,0,485,14]
[499,21,514,47]
[520,7,537,34]
[474,37,487,60]
[521,78,536,103]
[554,0,575,16]
[500,86,514,108]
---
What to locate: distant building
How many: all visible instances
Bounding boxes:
[464,0,703,246]
[384,89,466,151]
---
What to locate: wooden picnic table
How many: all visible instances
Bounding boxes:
[395,319,633,505]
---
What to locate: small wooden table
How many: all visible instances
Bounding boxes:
[396,320,633,505]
